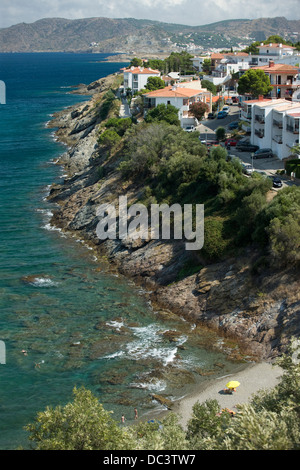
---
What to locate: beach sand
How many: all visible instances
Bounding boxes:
[172,362,283,429]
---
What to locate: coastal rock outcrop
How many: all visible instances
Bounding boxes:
[47,74,300,361]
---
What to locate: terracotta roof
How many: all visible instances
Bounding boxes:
[224,52,249,57]
[123,66,160,74]
[143,86,203,98]
[252,63,299,74]
[211,53,224,59]
[258,43,295,49]
[242,99,272,104]
[288,112,300,117]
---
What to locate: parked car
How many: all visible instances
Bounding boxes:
[217,111,227,119]
[252,148,274,159]
[222,106,230,114]
[232,97,239,104]
[228,121,239,130]
[184,125,195,132]
[269,176,283,188]
[207,112,215,119]
[225,138,237,147]
[242,163,254,175]
[236,141,259,152]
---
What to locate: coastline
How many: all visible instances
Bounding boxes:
[172,361,283,428]
[47,73,299,386]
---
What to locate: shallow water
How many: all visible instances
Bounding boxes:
[0,53,242,449]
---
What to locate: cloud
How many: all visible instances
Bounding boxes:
[0,0,298,29]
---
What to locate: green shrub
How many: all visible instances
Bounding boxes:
[201,217,229,260]
[285,159,300,178]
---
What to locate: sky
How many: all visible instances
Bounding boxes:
[0,0,299,29]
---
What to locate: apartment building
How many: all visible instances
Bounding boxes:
[123,66,161,93]
[249,99,300,160]
[252,62,300,100]
[249,43,300,67]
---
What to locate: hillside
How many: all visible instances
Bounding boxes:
[0,16,299,53]
[45,75,300,361]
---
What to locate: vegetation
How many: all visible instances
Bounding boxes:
[237,69,273,98]
[200,79,217,95]
[105,115,299,266]
[146,51,194,75]
[189,101,209,121]
[144,104,180,126]
[25,346,300,450]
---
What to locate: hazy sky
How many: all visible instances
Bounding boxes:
[0,0,299,29]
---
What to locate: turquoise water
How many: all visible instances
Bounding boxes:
[0,53,239,449]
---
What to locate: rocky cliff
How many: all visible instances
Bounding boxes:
[47,76,300,361]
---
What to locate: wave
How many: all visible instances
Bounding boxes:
[130,378,167,392]
[26,276,58,288]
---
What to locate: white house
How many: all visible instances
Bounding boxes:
[123,66,161,93]
[143,84,211,128]
[249,99,300,160]
[249,43,300,67]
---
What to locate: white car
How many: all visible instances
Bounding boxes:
[184,125,195,132]
[222,106,230,114]
[242,163,254,175]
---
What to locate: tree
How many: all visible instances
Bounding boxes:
[98,128,121,150]
[201,79,217,95]
[25,387,132,450]
[268,210,300,266]
[189,101,208,121]
[242,42,260,54]
[146,76,165,91]
[202,59,212,74]
[145,103,180,126]
[237,69,272,98]
[215,126,226,141]
[130,57,143,67]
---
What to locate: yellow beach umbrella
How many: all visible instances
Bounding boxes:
[226,381,240,389]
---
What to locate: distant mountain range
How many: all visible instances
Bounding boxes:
[0,16,299,54]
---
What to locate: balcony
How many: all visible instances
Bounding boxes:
[273,119,283,129]
[272,135,283,144]
[255,115,265,124]
[287,124,299,134]
[241,111,252,121]
[255,129,264,138]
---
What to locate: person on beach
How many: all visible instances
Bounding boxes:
[121,414,126,424]
[134,408,138,420]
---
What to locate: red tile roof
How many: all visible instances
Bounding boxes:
[211,53,224,59]
[252,63,299,74]
[143,86,203,98]
[123,66,160,74]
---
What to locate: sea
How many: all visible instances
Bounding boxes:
[0,52,243,449]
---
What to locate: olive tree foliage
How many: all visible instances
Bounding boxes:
[25,387,134,450]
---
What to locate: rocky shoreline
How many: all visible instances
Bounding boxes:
[47,75,300,363]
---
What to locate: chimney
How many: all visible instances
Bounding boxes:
[269,60,275,67]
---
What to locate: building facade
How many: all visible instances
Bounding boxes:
[123,66,161,93]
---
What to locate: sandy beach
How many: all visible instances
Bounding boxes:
[172,362,283,428]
